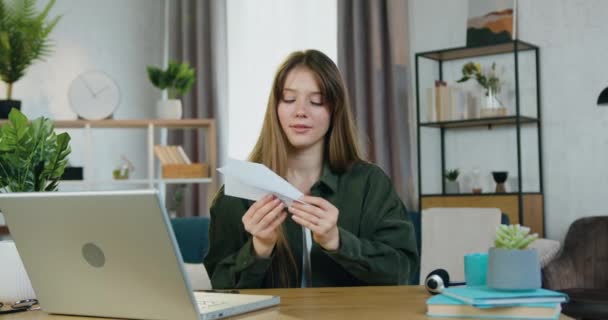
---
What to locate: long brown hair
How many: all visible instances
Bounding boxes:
[248,49,364,287]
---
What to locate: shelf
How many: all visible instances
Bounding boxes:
[421,192,542,197]
[60,178,213,185]
[0,119,215,129]
[420,116,539,129]
[416,40,538,61]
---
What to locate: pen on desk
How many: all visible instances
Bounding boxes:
[201,289,240,294]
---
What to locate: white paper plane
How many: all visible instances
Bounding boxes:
[217,158,305,206]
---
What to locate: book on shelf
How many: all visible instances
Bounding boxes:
[154,145,209,178]
[442,286,568,307]
[426,82,476,122]
[154,145,192,165]
[427,294,562,319]
[176,146,192,164]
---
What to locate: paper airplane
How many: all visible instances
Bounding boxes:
[217,158,305,206]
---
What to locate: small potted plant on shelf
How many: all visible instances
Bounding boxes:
[486,224,540,291]
[167,184,188,218]
[0,0,62,119]
[147,60,196,119]
[456,61,506,118]
[444,169,460,194]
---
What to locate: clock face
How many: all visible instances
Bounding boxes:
[68,71,120,120]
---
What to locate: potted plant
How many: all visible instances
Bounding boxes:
[147,61,196,119]
[0,0,62,119]
[487,224,540,290]
[0,108,71,192]
[0,108,70,301]
[168,184,188,218]
[444,169,460,194]
[456,61,506,118]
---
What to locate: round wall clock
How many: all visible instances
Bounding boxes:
[68,71,121,120]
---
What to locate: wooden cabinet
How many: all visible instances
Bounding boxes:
[421,193,544,236]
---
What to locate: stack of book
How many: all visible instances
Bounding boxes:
[427,286,568,319]
[426,81,479,122]
[154,145,209,179]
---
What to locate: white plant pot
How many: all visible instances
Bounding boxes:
[445,180,460,194]
[156,99,183,119]
[0,240,36,301]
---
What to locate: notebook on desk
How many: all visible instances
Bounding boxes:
[427,294,562,319]
[0,190,279,320]
[442,286,568,307]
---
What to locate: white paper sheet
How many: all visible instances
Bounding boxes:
[217,159,305,206]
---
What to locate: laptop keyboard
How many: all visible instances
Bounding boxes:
[195,298,226,309]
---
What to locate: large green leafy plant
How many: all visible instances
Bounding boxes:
[147,61,196,100]
[0,109,71,192]
[0,0,61,100]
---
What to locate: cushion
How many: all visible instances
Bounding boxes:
[529,238,561,268]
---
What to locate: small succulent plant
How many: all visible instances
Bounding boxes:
[444,169,460,181]
[495,224,538,250]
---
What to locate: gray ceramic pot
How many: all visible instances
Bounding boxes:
[487,247,541,291]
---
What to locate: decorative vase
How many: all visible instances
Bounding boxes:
[0,240,36,301]
[445,180,460,194]
[156,99,183,119]
[486,247,541,291]
[479,88,507,118]
[492,171,508,193]
[0,100,21,119]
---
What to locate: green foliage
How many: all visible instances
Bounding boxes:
[0,0,62,99]
[494,224,538,250]
[444,169,459,181]
[168,184,188,213]
[0,108,71,192]
[147,61,196,99]
[456,61,501,95]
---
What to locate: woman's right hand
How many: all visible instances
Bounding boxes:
[242,194,287,258]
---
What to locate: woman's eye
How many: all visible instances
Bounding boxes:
[311,100,323,106]
[282,98,296,103]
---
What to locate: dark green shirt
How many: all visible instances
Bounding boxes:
[204,161,419,288]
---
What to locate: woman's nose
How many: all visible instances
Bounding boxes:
[295,101,307,117]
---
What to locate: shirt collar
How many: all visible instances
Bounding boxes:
[317,162,338,193]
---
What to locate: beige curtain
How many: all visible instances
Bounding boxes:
[168,0,227,216]
[338,0,417,210]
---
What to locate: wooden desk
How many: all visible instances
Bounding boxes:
[1,286,572,320]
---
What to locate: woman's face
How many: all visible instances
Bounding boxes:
[277,66,331,151]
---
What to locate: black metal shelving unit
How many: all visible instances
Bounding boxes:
[415,40,545,235]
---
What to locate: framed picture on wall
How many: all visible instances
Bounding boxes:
[466,0,516,47]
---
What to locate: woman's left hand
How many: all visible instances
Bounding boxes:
[289,195,340,251]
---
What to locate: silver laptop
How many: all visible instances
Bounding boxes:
[0,190,279,320]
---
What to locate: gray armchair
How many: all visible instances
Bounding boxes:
[542,216,608,319]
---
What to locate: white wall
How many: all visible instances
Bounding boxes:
[410,0,608,240]
[226,0,337,160]
[0,0,164,182]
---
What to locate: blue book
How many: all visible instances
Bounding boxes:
[427,294,562,319]
[442,286,568,307]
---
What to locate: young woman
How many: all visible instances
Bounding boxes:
[204,49,418,288]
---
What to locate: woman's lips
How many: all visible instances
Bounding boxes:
[290,124,312,133]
